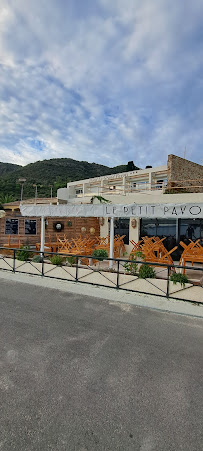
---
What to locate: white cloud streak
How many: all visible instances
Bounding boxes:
[0,0,203,167]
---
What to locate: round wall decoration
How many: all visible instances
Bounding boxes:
[53,222,64,231]
[89,227,95,235]
[131,219,137,228]
[67,221,72,227]
[81,227,86,233]
[99,217,105,226]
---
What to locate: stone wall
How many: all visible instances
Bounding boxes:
[167,155,203,193]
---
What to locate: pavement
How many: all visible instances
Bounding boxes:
[0,277,203,450]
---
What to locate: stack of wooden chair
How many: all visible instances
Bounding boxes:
[94,235,126,259]
[179,239,203,273]
[130,236,177,273]
[57,235,96,264]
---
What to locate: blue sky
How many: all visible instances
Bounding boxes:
[0,0,203,168]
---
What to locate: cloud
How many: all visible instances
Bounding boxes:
[0,0,203,168]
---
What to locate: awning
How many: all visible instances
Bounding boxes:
[20,202,203,219]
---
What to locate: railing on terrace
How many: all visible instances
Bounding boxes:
[0,247,202,303]
[68,177,203,199]
[72,182,168,198]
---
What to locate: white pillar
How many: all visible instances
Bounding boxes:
[83,183,85,197]
[123,176,126,194]
[40,216,45,255]
[109,217,114,269]
[149,172,152,190]
[100,179,104,195]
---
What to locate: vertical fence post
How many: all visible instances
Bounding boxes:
[41,252,44,277]
[109,217,114,269]
[166,265,170,298]
[116,260,120,289]
[75,256,79,282]
[13,249,16,273]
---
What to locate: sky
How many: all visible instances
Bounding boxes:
[0,0,203,168]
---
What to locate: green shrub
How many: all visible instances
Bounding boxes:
[16,246,31,261]
[49,255,64,266]
[124,257,138,275]
[138,264,156,279]
[92,249,108,261]
[32,255,43,263]
[170,272,189,287]
[66,256,77,266]
[124,251,145,275]
[134,251,145,260]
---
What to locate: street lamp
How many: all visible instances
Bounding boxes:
[33,184,38,204]
[18,178,26,201]
[49,185,53,200]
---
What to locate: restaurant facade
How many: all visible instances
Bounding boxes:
[0,155,203,260]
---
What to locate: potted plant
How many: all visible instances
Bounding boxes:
[170,272,189,287]
[124,251,145,275]
[138,264,156,279]
[92,249,108,269]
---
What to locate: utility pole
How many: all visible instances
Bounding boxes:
[18,178,26,202]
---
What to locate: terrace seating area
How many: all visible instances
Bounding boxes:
[3,234,22,249]
[129,236,202,281]
[35,234,126,264]
[130,236,178,273]
[2,234,202,282]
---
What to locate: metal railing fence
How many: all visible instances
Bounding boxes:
[0,247,202,303]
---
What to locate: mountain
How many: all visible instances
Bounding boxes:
[0,158,139,200]
[0,162,22,176]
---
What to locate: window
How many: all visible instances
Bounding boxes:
[114,218,129,244]
[75,189,83,195]
[141,218,177,251]
[140,218,203,260]
[25,219,37,235]
[5,219,18,235]
[179,219,202,244]
[156,179,163,189]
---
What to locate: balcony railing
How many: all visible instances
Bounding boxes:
[71,182,168,198]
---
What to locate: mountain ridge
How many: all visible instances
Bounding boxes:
[0,158,139,201]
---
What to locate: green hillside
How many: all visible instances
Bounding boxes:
[0,162,21,176]
[0,158,139,201]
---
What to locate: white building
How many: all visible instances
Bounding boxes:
[57,155,203,258]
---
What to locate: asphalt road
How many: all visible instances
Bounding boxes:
[0,280,203,451]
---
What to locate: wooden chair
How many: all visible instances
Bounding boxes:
[35,234,55,252]
[3,235,21,249]
[130,236,177,274]
[179,240,203,273]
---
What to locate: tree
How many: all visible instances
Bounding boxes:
[126,161,136,171]
[0,193,15,204]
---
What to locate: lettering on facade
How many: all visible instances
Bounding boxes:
[21,203,203,219]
